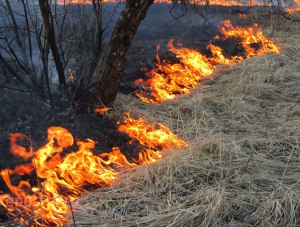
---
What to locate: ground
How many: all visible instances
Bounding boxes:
[74,12,300,227]
[0,4,300,227]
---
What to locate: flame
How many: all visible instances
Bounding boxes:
[0,113,187,226]
[168,40,214,77]
[68,69,75,82]
[119,112,187,150]
[140,62,148,71]
[219,20,280,58]
[239,12,248,17]
[135,20,280,103]
[55,0,297,12]
[195,0,243,6]
[119,112,187,165]
[207,43,243,65]
[57,0,116,4]
[55,0,280,7]
[134,40,214,103]
[286,0,300,13]
[55,0,246,6]
[9,133,34,160]
[95,107,111,115]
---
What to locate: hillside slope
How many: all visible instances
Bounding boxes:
[73,15,300,227]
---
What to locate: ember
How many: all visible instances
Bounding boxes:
[95,107,111,115]
[68,69,75,82]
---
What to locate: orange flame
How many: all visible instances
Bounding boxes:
[68,69,75,82]
[218,20,280,58]
[135,20,280,103]
[55,0,297,12]
[195,0,243,6]
[9,133,34,160]
[134,40,214,103]
[239,12,248,17]
[55,0,280,7]
[55,0,246,6]
[0,113,187,226]
[119,112,187,165]
[95,107,111,115]
[119,112,187,150]
[57,0,117,4]
[286,0,300,13]
[208,43,243,65]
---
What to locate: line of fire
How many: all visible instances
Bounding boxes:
[0,0,299,226]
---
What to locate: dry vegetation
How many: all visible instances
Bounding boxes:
[73,15,300,226]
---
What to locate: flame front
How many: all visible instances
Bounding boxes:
[134,20,280,103]
[55,0,273,7]
[134,40,214,103]
[119,112,188,164]
[0,114,187,226]
[0,13,283,227]
[55,0,300,13]
[286,0,300,13]
[219,20,280,58]
[208,43,244,65]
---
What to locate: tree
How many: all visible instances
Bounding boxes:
[0,0,50,100]
[86,0,155,107]
[1,0,187,108]
[0,0,109,105]
[39,0,66,86]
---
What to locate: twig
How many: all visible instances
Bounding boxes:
[68,197,77,227]
[0,85,30,93]
[126,48,145,66]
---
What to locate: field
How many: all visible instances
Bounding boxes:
[0,3,299,226]
[73,13,300,227]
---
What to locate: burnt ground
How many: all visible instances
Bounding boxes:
[0,89,143,222]
[0,90,142,195]
[0,3,270,223]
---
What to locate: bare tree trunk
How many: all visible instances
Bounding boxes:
[88,0,154,107]
[39,0,66,86]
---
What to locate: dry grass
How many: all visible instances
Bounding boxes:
[72,15,300,227]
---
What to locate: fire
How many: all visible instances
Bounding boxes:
[57,0,117,4]
[168,40,213,77]
[54,0,289,7]
[218,20,280,58]
[55,0,259,6]
[55,0,299,13]
[195,0,243,6]
[9,133,34,160]
[95,107,111,115]
[134,40,214,103]
[207,43,243,65]
[0,113,187,226]
[286,0,300,13]
[68,69,75,82]
[119,112,187,150]
[119,112,187,164]
[239,12,248,17]
[134,20,280,103]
